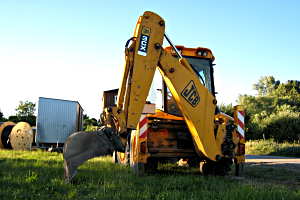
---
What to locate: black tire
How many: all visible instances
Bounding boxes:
[200,159,231,176]
[234,160,244,176]
[145,158,158,172]
[200,161,215,175]
[187,158,201,168]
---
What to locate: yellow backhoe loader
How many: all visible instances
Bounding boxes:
[101,11,245,175]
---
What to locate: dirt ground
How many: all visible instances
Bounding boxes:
[246,155,300,172]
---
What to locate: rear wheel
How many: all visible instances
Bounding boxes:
[234,159,244,176]
[200,161,215,175]
[187,158,201,168]
[200,158,232,176]
[145,158,158,172]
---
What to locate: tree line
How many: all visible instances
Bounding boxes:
[220,76,300,142]
[2,76,299,142]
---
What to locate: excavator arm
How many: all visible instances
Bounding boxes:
[112,11,164,131]
[158,52,220,161]
[107,11,222,161]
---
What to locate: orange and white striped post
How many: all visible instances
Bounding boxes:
[235,107,245,139]
[139,114,149,139]
[234,105,246,157]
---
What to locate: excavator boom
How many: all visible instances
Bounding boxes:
[113,11,221,161]
[116,12,165,130]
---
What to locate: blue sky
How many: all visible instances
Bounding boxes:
[1,0,299,118]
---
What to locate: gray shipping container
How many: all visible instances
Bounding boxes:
[36,97,83,147]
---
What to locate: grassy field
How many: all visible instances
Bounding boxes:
[0,149,300,200]
[246,139,300,157]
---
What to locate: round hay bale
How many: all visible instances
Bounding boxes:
[0,121,16,149]
[10,122,33,150]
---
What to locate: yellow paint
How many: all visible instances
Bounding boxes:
[102,11,246,165]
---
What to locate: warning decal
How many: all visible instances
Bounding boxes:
[137,27,151,56]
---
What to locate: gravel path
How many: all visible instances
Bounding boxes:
[246,154,300,171]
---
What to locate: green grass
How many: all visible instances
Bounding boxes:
[0,149,300,200]
[246,139,300,157]
[244,163,300,187]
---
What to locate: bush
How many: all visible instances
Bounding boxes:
[245,119,262,140]
[246,139,300,157]
[8,115,36,126]
[84,125,99,132]
[261,111,300,142]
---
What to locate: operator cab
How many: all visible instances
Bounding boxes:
[163,46,216,116]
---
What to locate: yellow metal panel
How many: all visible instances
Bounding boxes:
[126,11,165,129]
[165,46,215,61]
[117,45,134,110]
[215,123,226,151]
[150,109,184,121]
[158,51,221,161]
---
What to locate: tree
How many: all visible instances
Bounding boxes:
[83,114,98,131]
[253,76,280,96]
[0,109,7,121]
[8,101,37,126]
[218,103,234,116]
[16,101,36,117]
[239,76,300,141]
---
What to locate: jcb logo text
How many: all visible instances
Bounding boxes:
[181,81,200,107]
